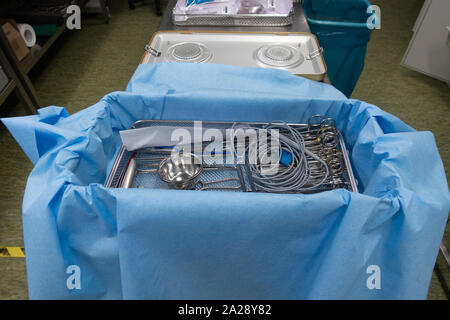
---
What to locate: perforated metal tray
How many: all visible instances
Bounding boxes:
[172,11,294,26]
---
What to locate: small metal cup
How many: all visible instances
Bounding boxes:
[157,153,203,190]
[238,0,264,14]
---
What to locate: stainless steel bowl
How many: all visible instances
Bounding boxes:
[157,153,203,189]
[238,0,264,14]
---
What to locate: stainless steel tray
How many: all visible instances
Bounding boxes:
[141,31,327,81]
[172,11,294,26]
[172,0,294,26]
[105,120,358,194]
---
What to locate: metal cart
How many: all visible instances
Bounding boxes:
[157,0,332,84]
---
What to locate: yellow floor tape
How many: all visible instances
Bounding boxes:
[0,247,25,258]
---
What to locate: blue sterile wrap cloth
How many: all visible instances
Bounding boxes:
[2,63,449,299]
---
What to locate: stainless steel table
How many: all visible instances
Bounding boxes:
[157,0,331,84]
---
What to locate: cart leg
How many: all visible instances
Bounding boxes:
[13,86,38,115]
[155,0,162,16]
[440,242,449,266]
[99,0,111,23]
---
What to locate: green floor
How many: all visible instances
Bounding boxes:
[0,0,448,299]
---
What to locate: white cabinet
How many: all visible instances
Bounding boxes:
[401,0,450,85]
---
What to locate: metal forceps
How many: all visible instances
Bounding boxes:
[308,114,336,131]
[196,178,242,191]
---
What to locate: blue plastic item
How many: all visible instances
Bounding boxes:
[303,0,375,97]
[280,149,293,166]
[2,63,449,299]
[186,0,215,6]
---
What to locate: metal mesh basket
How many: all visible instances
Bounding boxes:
[172,12,294,26]
[106,120,358,194]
